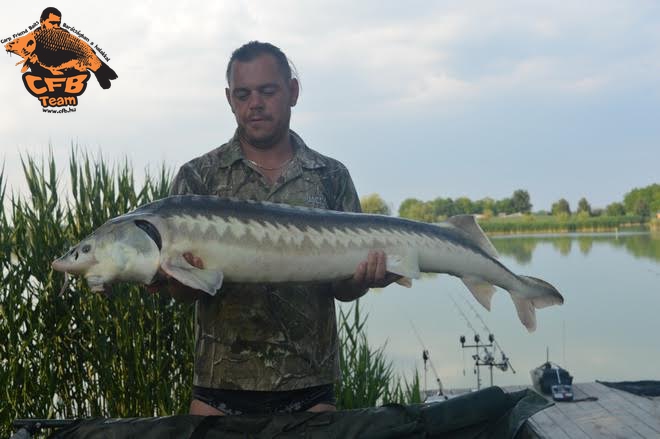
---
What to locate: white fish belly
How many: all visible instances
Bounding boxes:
[175,238,370,283]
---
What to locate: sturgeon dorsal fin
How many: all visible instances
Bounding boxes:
[445,215,499,259]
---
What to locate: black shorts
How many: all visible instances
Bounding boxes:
[192,384,336,415]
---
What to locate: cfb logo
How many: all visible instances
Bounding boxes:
[22,73,90,107]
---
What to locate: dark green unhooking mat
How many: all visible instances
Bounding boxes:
[43,387,550,439]
[597,380,660,397]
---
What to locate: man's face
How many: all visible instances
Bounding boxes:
[225,54,299,149]
[41,13,61,30]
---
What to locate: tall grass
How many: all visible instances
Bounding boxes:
[0,151,194,437]
[336,301,422,409]
[1,152,420,437]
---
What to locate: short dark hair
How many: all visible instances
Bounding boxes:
[226,41,295,85]
[40,7,62,22]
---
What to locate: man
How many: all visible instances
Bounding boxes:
[157,41,397,416]
[39,7,63,30]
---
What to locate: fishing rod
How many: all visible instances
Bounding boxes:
[447,291,478,378]
[458,293,516,374]
[409,320,445,397]
[451,290,515,389]
[447,291,479,336]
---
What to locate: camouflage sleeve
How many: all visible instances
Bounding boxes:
[333,165,362,214]
[338,172,362,214]
[169,162,208,196]
[328,166,366,301]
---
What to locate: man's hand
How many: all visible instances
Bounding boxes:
[352,250,401,289]
[183,252,204,270]
[145,252,206,302]
[334,250,401,302]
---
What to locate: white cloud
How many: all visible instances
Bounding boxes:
[1,0,658,211]
[398,74,474,105]
[564,76,610,93]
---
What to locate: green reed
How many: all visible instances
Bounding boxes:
[0,151,195,437]
[480,214,645,234]
[336,300,422,409]
[0,151,420,437]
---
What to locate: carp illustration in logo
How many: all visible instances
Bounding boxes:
[4,7,117,110]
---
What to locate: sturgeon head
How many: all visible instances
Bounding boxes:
[52,217,162,293]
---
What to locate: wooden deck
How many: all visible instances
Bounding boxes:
[508,382,660,439]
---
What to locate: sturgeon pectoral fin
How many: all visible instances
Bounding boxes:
[462,276,496,310]
[386,249,421,280]
[161,255,223,296]
[395,277,413,288]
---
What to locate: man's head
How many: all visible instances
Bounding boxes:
[225,41,299,150]
[40,7,62,29]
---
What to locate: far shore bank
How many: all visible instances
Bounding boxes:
[473,215,655,235]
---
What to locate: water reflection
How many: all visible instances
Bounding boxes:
[577,237,593,255]
[490,231,660,265]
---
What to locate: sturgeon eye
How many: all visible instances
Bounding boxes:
[81,244,91,253]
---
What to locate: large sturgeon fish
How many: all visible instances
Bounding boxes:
[52,195,563,331]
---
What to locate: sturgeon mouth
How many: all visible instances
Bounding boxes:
[52,245,89,274]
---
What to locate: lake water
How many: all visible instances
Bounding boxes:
[343,230,660,392]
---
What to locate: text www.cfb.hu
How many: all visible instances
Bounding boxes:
[42,106,76,113]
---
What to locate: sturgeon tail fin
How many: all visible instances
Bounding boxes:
[511,275,564,332]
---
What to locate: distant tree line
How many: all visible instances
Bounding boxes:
[552,184,659,219]
[394,190,532,222]
[622,184,659,217]
[359,184,659,222]
[360,193,391,215]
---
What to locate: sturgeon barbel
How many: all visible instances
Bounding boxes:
[52,195,563,331]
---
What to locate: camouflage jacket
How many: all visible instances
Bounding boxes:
[170,129,361,391]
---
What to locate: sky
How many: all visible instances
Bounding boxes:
[1,0,658,213]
